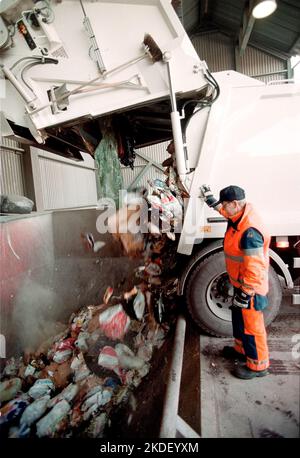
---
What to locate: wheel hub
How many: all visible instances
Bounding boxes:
[206,272,233,321]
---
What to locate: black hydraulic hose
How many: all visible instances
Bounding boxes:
[181,69,220,118]
[204,69,220,102]
[180,68,222,168]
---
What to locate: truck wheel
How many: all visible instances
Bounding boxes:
[185,251,282,337]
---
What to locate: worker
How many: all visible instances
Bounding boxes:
[200,184,270,379]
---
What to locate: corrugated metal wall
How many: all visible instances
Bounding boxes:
[239,45,288,83]
[121,141,169,189]
[191,31,287,83]
[0,138,26,196]
[31,148,98,211]
[192,32,235,71]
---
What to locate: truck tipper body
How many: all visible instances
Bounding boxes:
[1,0,299,336]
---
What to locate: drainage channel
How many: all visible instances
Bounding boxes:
[160,315,200,439]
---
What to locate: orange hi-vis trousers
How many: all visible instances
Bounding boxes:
[232,299,269,371]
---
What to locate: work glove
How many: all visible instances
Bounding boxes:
[199,184,219,208]
[232,289,252,309]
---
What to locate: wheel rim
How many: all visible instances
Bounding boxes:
[206,272,233,321]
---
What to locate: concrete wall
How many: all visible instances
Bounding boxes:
[0,209,140,357]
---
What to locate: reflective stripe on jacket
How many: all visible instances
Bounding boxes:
[220,203,270,296]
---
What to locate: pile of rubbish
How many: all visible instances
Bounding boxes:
[0,226,180,440]
[0,275,177,438]
[0,155,186,438]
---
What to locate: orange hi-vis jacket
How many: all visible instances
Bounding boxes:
[220,203,270,297]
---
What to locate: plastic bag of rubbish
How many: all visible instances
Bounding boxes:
[123,287,145,321]
[24,364,37,378]
[74,363,91,383]
[82,388,112,422]
[8,424,30,438]
[0,396,29,425]
[133,290,145,320]
[149,179,169,191]
[103,377,121,392]
[115,344,145,370]
[97,346,125,382]
[99,304,130,340]
[94,132,123,208]
[28,379,55,399]
[86,412,108,438]
[52,338,75,363]
[137,342,153,362]
[36,400,71,438]
[3,357,21,377]
[55,338,76,351]
[161,194,182,222]
[0,378,22,403]
[47,383,78,409]
[83,403,99,422]
[20,395,50,427]
[83,385,103,400]
[71,308,93,334]
[0,194,34,214]
[98,346,119,371]
[70,353,91,382]
[81,387,112,412]
[53,348,73,364]
[74,332,89,353]
[147,326,167,349]
[147,194,163,211]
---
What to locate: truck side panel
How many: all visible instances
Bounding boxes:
[178,71,300,254]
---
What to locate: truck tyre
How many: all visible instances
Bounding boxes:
[185,251,282,337]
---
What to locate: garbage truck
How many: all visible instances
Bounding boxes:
[1,0,299,337]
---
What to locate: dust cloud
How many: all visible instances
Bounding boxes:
[12,277,67,354]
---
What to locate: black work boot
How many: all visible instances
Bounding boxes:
[221,346,246,362]
[232,364,269,379]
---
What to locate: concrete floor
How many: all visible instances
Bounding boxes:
[105,293,300,439]
[197,295,300,438]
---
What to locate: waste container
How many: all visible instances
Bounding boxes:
[0,208,176,438]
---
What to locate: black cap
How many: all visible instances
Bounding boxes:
[215,185,245,205]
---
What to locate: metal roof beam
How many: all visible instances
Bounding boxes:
[249,40,290,60]
[290,36,300,56]
[172,0,183,23]
[239,0,256,56]
[200,0,210,21]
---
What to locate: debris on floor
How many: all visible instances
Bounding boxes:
[0,296,175,437]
